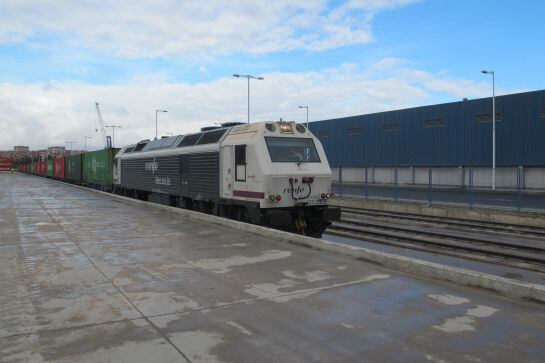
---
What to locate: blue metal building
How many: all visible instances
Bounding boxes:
[309,90,545,167]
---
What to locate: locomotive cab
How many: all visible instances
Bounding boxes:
[220,121,340,236]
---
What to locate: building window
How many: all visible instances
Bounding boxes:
[318,130,330,137]
[540,107,545,118]
[423,118,445,128]
[476,112,502,123]
[347,127,362,135]
[382,123,400,132]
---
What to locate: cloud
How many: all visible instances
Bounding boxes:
[0,0,420,58]
[0,59,497,150]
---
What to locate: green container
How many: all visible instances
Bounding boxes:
[30,163,35,174]
[66,155,82,182]
[46,159,54,177]
[83,148,119,186]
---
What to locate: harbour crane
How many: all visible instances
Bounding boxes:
[95,102,112,149]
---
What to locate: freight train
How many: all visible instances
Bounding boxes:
[17,121,340,237]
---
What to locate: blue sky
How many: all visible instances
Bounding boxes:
[0,0,544,149]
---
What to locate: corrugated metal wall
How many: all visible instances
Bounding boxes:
[309,90,545,167]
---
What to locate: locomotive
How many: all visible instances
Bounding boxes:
[114,121,340,237]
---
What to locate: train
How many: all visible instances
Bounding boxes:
[17,121,340,237]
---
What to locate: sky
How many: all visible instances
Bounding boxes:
[1,0,544,150]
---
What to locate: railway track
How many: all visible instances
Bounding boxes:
[326,207,545,272]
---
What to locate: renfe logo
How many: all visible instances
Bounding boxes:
[283,185,306,195]
[145,158,159,174]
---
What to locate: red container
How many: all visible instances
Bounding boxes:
[34,162,39,174]
[0,157,12,171]
[39,161,45,175]
[54,157,65,179]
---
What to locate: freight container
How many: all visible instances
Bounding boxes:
[33,162,38,174]
[65,154,82,183]
[53,157,65,179]
[46,160,54,177]
[82,148,120,188]
[31,162,35,174]
[40,161,46,176]
[0,158,12,171]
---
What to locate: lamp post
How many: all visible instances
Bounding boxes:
[155,109,168,140]
[84,136,92,151]
[481,70,496,190]
[105,125,122,148]
[298,105,309,128]
[233,74,264,123]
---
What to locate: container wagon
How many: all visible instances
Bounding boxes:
[40,161,46,176]
[83,148,120,190]
[65,154,83,184]
[53,157,65,179]
[0,158,12,171]
[46,160,54,178]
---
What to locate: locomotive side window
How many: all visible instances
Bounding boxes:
[235,144,246,181]
[265,137,320,162]
[178,133,203,147]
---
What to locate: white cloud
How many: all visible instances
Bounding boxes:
[0,0,420,58]
[0,59,496,150]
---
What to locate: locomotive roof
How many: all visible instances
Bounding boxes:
[117,121,309,158]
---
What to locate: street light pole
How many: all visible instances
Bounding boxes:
[155,109,168,140]
[105,125,122,148]
[233,74,264,123]
[481,70,496,190]
[84,136,92,151]
[65,141,75,156]
[298,106,309,128]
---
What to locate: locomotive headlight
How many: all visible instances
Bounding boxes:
[269,195,276,201]
[275,195,282,202]
[279,123,293,133]
[308,177,314,183]
[289,178,294,184]
[321,193,326,199]
[326,193,331,199]
[302,177,308,183]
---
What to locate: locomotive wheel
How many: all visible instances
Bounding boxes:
[236,207,248,222]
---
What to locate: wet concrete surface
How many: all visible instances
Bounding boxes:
[1,172,545,362]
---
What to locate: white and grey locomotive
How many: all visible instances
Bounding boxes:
[113,121,340,237]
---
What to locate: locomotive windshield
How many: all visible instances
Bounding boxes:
[265,137,320,162]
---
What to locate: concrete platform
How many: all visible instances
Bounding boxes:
[1,173,545,363]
